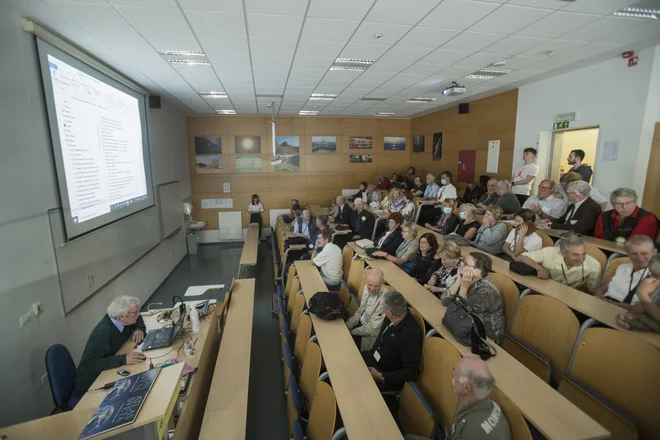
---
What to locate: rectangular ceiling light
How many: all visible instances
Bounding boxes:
[216,110,236,114]
[361,97,386,102]
[465,74,497,79]
[374,112,394,117]
[480,67,514,73]
[299,110,319,115]
[613,11,658,19]
[330,66,368,72]
[158,50,205,56]
[335,58,375,65]
[199,91,228,98]
[310,93,336,101]
[406,97,436,103]
[331,57,374,72]
[168,59,210,66]
[257,94,283,99]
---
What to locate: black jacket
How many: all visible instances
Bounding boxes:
[335,203,353,225]
[375,227,404,256]
[363,313,422,391]
[552,197,602,236]
[350,210,375,240]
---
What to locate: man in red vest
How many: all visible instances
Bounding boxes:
[594,188,659,243]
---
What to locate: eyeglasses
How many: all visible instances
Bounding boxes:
[538,186,553,191]
[612,201,635,208]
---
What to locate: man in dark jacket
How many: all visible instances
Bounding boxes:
[362,291,422,392]
[544,181,601,236]
[567,149,593,183]
[372,212,405,256]
[350,198,375,240]
[330,195,353,226]
[73,296,147,404]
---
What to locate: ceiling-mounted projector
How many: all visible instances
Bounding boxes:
[443,82,467,96]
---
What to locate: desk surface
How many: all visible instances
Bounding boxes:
[200,279,256,439]
[294,261,403,440]
[0,408,95,439]
[363,255,609,440]
[239,223,260,266]
[543,229,628,255]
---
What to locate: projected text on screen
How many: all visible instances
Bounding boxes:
[48,54,148,224]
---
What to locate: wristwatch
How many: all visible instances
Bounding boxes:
[380,375,386,384]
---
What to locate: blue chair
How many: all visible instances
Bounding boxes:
[45,344,78,413]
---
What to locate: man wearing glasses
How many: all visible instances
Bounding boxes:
[522,179,567,221]
[594,188,659,243]
[537,181,602,236]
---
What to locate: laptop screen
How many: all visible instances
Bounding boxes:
[171,305,186,340]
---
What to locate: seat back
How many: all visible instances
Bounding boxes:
[569,327,660,439]
[285,265,298,293]
[356,268,369,303]
[504,222,514,236]
[294,314,313,363]
[347,299,358,317]
[290,293,307,335]
[585,243,607,279]
[501,335,551,383]
[338,283,351,308]
[45,344,76,411]
[286,373,300,437]
[417,337,461,428]
[510,295,579,383]
[307,381,337,440]
[489,387,533,440]
[342,246,354,282]
[286,278,301,315]
[603,257,631,284]
[399,382,435,439]
[408,307,426,343]
[347,258,365,294]
[299,342,322,408]
[536,230,554,248]
[487,273,520,333]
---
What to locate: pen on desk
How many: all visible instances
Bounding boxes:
[192,338,198,347]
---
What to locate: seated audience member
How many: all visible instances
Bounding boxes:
[330,195,353,226]
[346,268,389,351]
[366,183,382,207]
[426,198,459,235]
[557,172,607,209]
[477,178,500,209]
[73,296,147,403]
[283,198,302,223]
[453,203,481,240]
[373,212,405,256]
[594,187,659,243]
[312,229,343,291]
[373,222,419,273]
[423,173,440,200]
[511,147,539,205]
[348,181,368,202]
[523,179,567,221]
[350,198,375,240]
[541,181,601,235]
[401,191,416,223]
[595,235,657,307]
[471,206,507,256]
[290,207,317,244]
[383,187,406,213]
[442,252,505,344]
[363,291,422,392]
[427,241,461,297]
[495,180,521,216]
[376,173,390,190]
[405,166,416,183]
[616,255,660,333]
[566,148,593,183]
[517,235,601,293]
[436,170,458,202]
[461,180,484,204]
[502,209,543,261]
[390,172,403,189]
[404,357,512,440]
[411,176,427,198]
[299,215,329,260]
[410,233,441,285]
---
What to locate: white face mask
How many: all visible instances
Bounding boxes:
[443,207,453,214]
[440,179,447,185]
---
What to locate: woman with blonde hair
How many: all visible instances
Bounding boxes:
[426,241,461,297]
[372,222,419,273]
[382,187,405,213]
[425,198,459,235]
[470,205,507,256]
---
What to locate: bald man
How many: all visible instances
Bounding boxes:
[345,268,390,351]
[405,357,511,440]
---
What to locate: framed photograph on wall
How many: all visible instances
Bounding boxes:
[235,136,261,154]
[349,154,373,163]
[311,136,337,153]
[195,156,223,173]
[235,155,262,173]
[194,136,222,154]
[275,136,299,154]
[432,132,443,161]
[384,136,406,151]
[349,136,372,149]
[413,135,425,153]
[274,155,300,172]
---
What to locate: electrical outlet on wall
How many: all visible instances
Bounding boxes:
[41,373,49,386]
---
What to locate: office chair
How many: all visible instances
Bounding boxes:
[45,343,77,414]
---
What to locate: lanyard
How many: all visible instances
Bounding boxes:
[561,263,584,287]
[622,268,647,304]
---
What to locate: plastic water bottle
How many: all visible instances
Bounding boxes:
[190,306,200,334]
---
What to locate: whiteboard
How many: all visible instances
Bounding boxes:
[158,181,182,239]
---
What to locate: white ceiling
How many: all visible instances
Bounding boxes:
[8,0,660,117]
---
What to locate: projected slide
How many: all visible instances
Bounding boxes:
[47,55,148,225]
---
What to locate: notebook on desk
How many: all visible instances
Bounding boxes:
[356,239,374,249]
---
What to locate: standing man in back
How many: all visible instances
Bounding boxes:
[566,149,593,183]
[511,147,539,205]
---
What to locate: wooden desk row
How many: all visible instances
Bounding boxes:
[543,228,628,255]
[294,261,403,440]
[238,223,260,278]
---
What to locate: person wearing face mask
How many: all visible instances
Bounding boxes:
[436,170,458,202]
[501,209,543,262]
[448,203,481,240]
[427,241,462,297]
[426,199,459,235]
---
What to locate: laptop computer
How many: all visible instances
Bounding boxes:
[141,305,186,351]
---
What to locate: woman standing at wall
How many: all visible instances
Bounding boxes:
[248,194,264,240]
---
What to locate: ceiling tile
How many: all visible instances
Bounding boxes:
[117,6,191,33]
[141,32,202,51]
[469,5,553,34]
[224,85,255,93]
[420,48,472,65]
[482,35,547,56]
[420,0,500,30]
[186,10,246,36]
[453,52,503,67]
[351,22,413,46]
[198,35,249,54]
[340,43,391,60]
[506,0,568,8]
[247,14,304,39]
[221,77,254,86]
[292,56,334,70]
[496,69,541,81]
[249,37,297,57]
[366,0,442,25]
[368,60,411,74]
[497,56,540,69]
[301,17,360,43]
[56,4,133,30]
[289,69,327,79]
[441,31,506,52]
[560,17,643,43]
[307,0,373,20]
[111,0,177,7]
[598,19,660,45]
[295,40,344,59]
[517,39,589,59]
[516,11,601,39]
[396,26,461,49]
[389,72,428,84]
[179,0,243,11]
[287,78,321,87]
[402,63,442,75]
[561,0,641,15]
[244,0,308,15]
[252,54,294,68]
[378,45,434,63]
[437,65,477,77]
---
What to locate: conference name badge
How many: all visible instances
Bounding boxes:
[615,237,627,244]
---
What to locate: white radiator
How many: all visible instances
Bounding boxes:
[270,209,290,228]
[218,211,243,240]
[342,189,359,198]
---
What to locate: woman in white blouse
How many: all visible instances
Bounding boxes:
[247,193,264,240]
[502,209,543,261]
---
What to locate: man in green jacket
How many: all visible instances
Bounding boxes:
[72,296,147,405]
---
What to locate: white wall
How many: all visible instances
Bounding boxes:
[0,5,190,426]
[514,45,659,200]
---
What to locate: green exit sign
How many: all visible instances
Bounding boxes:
[553,121,570,130]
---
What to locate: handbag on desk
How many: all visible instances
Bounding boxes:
[442,298,496,360]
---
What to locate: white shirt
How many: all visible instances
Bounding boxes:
[377,230,392,248]
[523,195,567,220]
[605,264,648,305]
[566,198,587,222]
[313,243,343,286]
[512,163,539,195]
[505,229,543,252]
[436,183,457,201]
[248,202,264,213]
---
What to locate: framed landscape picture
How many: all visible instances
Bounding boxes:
[235,136,261,154]
[275,136,300,154]
[384,136,406,151]
[311,136,336,153]
[194,136,222,154]
[274,155,300,172]
[195,156,223,173]
[349,136,372,149]
[349,154,373,163]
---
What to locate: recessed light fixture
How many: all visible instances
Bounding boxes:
[299,110,319,115]
[257,94,283,99]
[406,97,436,103]
[167,59,210,66]
[216,110,236,114]
[614,6,659,19]
[330,66,368,72]
[198,91,228,98]
[374,112,394,117]
[361,97,386,102]
[465,74,497,79]
[480,67,514,73]
[331,58,375,72]
[309,93,337,101]
[158,50,205,57]
[613,11,658,19]
[335,58,375,65]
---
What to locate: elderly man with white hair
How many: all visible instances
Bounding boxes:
[73,296,147,404]
[346,268,390,351]
[594,187,659,243]
[539,180,602,235]
[405,357,512,440]
[522,179,567,221]
[350,198,375,240]
[494,180,521,216]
